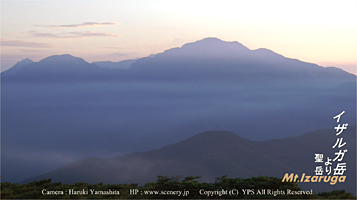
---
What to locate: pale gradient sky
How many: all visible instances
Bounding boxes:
[1,0,356,74]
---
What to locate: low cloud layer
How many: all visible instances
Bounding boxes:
[1,39,54,48]
[35,22,120,28]
[28,30,121,38]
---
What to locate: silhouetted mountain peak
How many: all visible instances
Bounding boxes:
[14,58,34,68]
[187,37,247,49]
[28,54,100,74]
[182,37,250,53]
[124,130,256,167]
[2,58,34,75]
[150,38,250,59]
[39,54,88,65]
[198,37,223,42]
[182,37,226,47]
[20,58,34,63]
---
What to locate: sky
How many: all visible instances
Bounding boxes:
[1,0,356,74]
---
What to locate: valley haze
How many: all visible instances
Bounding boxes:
[1,38,356,194]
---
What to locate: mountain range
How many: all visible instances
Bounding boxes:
[2,38,355,84]
[1,37,356,186]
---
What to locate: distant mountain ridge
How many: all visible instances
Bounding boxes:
[23,126,356,194]
[2,37,355,84]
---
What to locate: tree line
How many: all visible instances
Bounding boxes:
[1,175,355,199]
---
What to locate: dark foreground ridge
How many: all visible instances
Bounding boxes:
[22,126,356,195]
[2,176,356,199]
